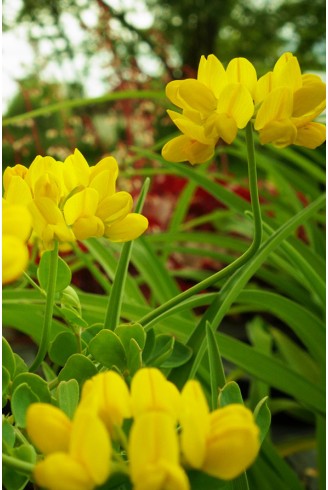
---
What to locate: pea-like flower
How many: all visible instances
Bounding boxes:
[3,149,148,249]
[26,403,111,490]
[180,380,260,480]
[162,54,257,164]
[128,411,190,490]
[80,371,132,438]
[2,200,32,284]
[254,52,326,148]
[130,367,181,420]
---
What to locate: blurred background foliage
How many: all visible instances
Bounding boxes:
[2,0,326,165]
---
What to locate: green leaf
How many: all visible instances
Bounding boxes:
[81,323,103,344]
[3,366,11,401]
[13,354,28,378]
[127,338,143,376]
[57,379,80,419]
[58,354,98,388]
[2,418,16,448]
[218,381,244,407]
[115,323,146,352]
[12,373,51,404]
[161,340,193,368]
[37,253,71,292]
[146,334,175,367]
[253,397,271,445]
[2,337,16,378]
[11,383,39,428]
[60,286,82,314]
[2,445,37,490]
[49,331,79,366]
[141,328,156,361]
[88,330,127,371]
[206,322,226,410]
[188,469,226,489]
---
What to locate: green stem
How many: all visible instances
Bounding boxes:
[103,178,150,330]
[139,123,262,329]
[2,453,34,475]
[29,241,59,372]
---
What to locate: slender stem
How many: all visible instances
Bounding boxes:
[2,453,34,475]
[29,241,59,372]
[139,123,262,329]
[103,178,150,330]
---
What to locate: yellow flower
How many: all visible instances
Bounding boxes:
[80,371,131,438]
[2,149,148,249]
[128,411,190,490]
[162,54,257,164]
[180,380,260,480]
[2,200,32,284]
[254,52,326,148]
[130,368,181,420]
[27,404,111,490]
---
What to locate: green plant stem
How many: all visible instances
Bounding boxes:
[2,453,34,475]
[29,241,59,372]
[139,123,262,329]
[103,178,150,330]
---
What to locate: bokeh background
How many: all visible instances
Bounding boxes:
[2,0,326,166]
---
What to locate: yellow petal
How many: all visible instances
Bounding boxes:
[2,235,29,284]
[197,54,227,98]
[167,110,214,145]
[63,149,90,192]
[80,371,131,437]
[70,408,111,485]
[273,53,302,91]
[218,83,254,128]
[72,216,104,240]
[104,213,148,242]
[130,367,180,420]
[255,87,293,130]
[129,412,185,482]
[294,122,326,149]
[64,188,99,225]
[226,58,257,97]
[26,156,63,193]
[202,404,260,480]
[89,156,118,199]
[3,204,32,242]
[3,164,28,191]
[254,71,274,104]
[293,83,326,118]
[257,120,297,147]
[34,453,94,490]
[162,135,214,165]
[178,79,217,115]
[180,380,210,468]
[205,112,238,144]
[3,175,33,206]
[97,191,133,223]
[166,80,185,108]
[26,403,71,455]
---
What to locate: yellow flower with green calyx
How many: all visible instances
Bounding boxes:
[26,403,111,490]
[254,52,326,148]
[180,380,260,480]
[2,200,32,284]
[128,411,190,490]
[162,54,257,164]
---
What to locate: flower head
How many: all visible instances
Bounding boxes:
[254,52,326,148]
[162,54,257,164]
[3,149,148,250]
[26,403,111,490]
[180,380,260,480]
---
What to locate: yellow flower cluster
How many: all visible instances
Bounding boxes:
[26,368,260,490]
[162,52,326,164]
[3,149,148,251]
